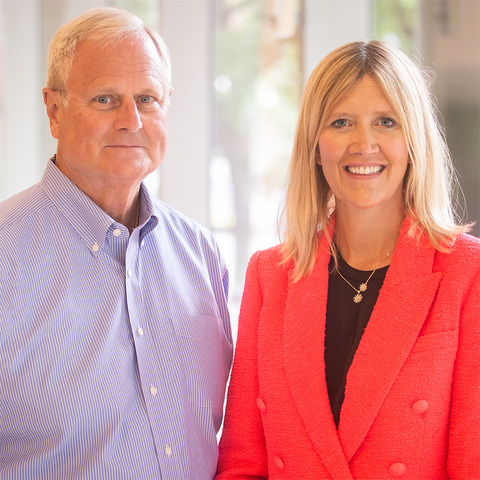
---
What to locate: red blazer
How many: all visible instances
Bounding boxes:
[216,220,480,479]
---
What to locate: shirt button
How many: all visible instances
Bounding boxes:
[256,398,267,413]
[141,240,145,247]
[92,243,99,252]
[137,326,144,337]
[165,445,172,457]
[127,269,132,277]
[273,456,285,470]
[412,400,429,414]
[150,385,157,396]
[113,228,121,237]
[389,463,406,477]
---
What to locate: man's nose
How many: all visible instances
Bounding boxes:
[348,125,379,155]
[114,99,143,132]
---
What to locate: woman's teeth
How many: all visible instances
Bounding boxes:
[346,165,383,175]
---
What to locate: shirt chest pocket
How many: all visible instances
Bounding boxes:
[171,314,229,409]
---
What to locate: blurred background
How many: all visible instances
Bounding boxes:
[1,0,479,326]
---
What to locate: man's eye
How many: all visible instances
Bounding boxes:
[96,96,111,104]
[139,96,154,104]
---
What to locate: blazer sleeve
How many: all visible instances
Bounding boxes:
[216,251,269,480]
[447,271,480,479]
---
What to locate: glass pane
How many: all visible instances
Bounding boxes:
[375,0,479,236]
[212,0,479,328]
[419,0,479,237]
[212,0,303,314]
[108,0,161,31]
[373,0,418,52]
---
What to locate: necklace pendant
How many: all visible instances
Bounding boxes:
[359,283,367,292]
[353,293,363,303]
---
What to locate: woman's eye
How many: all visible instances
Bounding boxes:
[380,117,395,127]
[332,119,348,128]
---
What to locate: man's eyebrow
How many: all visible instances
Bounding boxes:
[86,84,166,97]
[85,87,119,96]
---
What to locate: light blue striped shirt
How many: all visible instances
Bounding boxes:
[0,158,233,480]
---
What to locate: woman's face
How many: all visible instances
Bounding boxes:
[317,74,409,216]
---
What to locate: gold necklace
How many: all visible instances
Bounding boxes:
[336,246,395,303]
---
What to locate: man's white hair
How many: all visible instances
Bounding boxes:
[46,7,172,102]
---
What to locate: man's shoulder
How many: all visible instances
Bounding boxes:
[152,198,216,244]
[0,184,51,233]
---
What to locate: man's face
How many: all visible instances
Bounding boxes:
[44,35,171,194]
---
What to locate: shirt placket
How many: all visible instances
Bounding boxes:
[124,228,186,479]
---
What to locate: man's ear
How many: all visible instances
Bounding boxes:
[42,88,62,139]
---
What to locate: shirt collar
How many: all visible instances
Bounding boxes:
[138,182,159,242]
[40,157,158,256]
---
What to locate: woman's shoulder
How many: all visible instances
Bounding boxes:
[247,244,293,279]
[454,232,480,249]
[249,243,287,267]
[444,233,479,258]
[434,233,480,276]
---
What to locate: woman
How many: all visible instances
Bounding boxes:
[216,41,479,479]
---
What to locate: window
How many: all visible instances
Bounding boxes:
[211,0,303,304]
[210,0,479,326]
[0,1,477,309]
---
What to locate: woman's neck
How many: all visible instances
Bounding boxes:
[334,204,405,270]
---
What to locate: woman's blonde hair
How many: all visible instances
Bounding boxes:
[279,40,470,281]
[46,7,171,103]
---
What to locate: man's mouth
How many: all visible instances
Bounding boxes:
[345,165,384,175]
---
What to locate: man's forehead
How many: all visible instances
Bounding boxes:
[69,36,169,90]
[77,34,161,62]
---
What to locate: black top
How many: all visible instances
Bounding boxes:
[325,254,389,427]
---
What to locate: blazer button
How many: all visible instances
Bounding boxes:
[412,399,429,414]
[256,398,267,413]
[274,456,285,470]
[389,463,406,477]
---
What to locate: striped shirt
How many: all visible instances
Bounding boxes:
[0,158,233,480]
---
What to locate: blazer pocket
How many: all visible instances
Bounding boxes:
[397,330,459,398]
[411,330,458,353]
[171,314,229,409]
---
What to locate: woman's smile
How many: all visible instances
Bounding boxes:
[318,74,409,212]
[345,165,385,176]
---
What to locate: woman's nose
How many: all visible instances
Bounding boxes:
[348,126,379,155]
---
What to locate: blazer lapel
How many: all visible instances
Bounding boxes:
[283,233,353,479]
[338,222,443,462]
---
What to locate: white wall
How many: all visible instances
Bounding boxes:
[1,0,43,199]
[160,0,211,227]
[0,0,107,201]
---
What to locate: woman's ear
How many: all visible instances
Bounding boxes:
[315,145,322,165]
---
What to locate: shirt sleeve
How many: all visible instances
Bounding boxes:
[447,270,480,478]
[216,250,269,480]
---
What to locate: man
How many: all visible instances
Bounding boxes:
[0,7,232,480]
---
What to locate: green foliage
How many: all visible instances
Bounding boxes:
[374,0,418,55]
[214,0,302,134]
